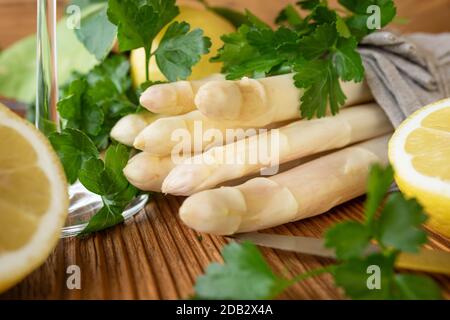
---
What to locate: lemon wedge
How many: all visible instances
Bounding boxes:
[0,104,68,293]
[389,99,450,237]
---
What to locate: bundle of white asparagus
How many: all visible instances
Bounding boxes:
[110,73,393,234]
[162,104,392,196]
[179,135,390,235]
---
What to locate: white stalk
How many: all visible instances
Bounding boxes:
[139,74,225,115]
[195,73,373,125]
[163,104,392,196]
[110,112,163,146]
[123,153,176,192]
[179,135,390,235]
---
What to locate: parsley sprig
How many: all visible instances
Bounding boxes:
[194,165,442,300]
[50,0,211,235]
[212,0,396,119]
[74,0,212,82]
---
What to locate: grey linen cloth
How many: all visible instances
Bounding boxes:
[358,31,450,127]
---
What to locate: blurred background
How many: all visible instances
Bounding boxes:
[0,0,449,49]
[0,0,449,116]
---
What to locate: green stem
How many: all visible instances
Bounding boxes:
[144,45,152,82]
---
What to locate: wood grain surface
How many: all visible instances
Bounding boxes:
[1,0,450,300]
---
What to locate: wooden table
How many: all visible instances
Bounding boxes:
[1,0,450,300]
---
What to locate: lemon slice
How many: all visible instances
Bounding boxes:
[389,98,450,237]
[0,104,68,293]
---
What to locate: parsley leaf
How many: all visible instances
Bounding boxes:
[107,0,179,81]
[393,274,442,300]
[297,0,321,10]
[155,22,211,82]
[74,3,117,61]
[195,242,289,300]
[107,0,178,52]
[294,59,346,118]
[195,165,442,300]
[364,163,394,225]
[79,203,125,235]
[213,1,396,118]
[107,0,211,82]
[58,55,137,150]
[275,4,303,27]
[376,193,427,252]
[297,23,337,59]
[339,0,397,40]
[333,253,396,299]
[48,128,99,184]
[333,37,364,82]
[58,78,104,136]
[325,221,371,260]
[79,144,138,235]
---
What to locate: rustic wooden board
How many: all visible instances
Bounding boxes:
[1,0,450,300]
[1,195,449,300]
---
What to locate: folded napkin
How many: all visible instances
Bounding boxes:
[359,31,450,127]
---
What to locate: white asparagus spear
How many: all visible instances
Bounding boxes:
[110,112,163,146]
[133,110,287,156]
[123,153,176,192]
[139,73,225,115]
[195,73,373,124]
[162,104,393,196]
[179,135,390,235]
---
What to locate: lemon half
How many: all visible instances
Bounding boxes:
[0,104,68,293]
[389,99,450,237]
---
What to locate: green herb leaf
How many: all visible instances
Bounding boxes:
[364,164,394,225]
[79,203,124,235]
[57,78,104,136]
[295,59,346,118]
[78,144,138,236]
[194,165,441,300]
[333,253,396,299]
[275,4,303,27]
[86,54,131,96]
[297,23,337,60]
[74,3,117,61]
[312,6,337,25]
[339,0,397,39]
[58,55,136,149]
[393,274,442,300]
[155,22,211,82]
[195,242,289,300]
[333,37,364,82]
[104,143,130,190]
[297,0,321,10]
[48,128,99,184]
[213,2,397,118]
[79,158,116,195]
[335,15,351,38]
[79,144,129,195]
[376,193,427,252]
[107,0,179,52]
[325,221,371,260]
